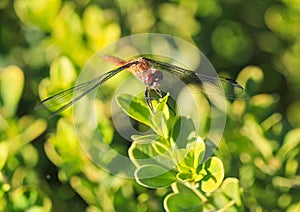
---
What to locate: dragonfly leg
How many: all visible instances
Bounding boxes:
[154,88,163,98]
[154,88,176,114]
[145,87,155,113]
[146,87,176,114]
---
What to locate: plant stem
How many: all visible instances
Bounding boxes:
[186,182,208,202]
[218,200,236,212]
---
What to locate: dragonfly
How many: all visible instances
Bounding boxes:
[35,55,249,118]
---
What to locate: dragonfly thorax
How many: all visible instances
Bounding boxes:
[129,58,152,76]
[129,58,163,88]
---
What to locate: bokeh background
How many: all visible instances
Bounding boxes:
[1,0,300,211]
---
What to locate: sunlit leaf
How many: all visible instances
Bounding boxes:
[176,172,194,181]
[154,93,170,119]
[0,142,8,170]
[237,65,264,94]
[241,115,274,160]
[49,56,77,88]
[9,186,52,211]
[0,66,24,117]
[200,157,224,193]
[186,137,206,168]
[14,0,61,30]
[82,5,121,50]
[277,128,300,160]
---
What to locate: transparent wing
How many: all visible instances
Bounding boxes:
[35,62,135,118]
[144,57,249,99]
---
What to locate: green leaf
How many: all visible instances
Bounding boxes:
[152,141,171,155]
[131,133,170,150]
[241,115,274,160]
[0,66,24,116]
[171,182,197,195]
[131,134,160,142]
[14,0,61,30]
[0,142,8,170]
[186,137,206,169]
[150,111,168,137]
[164,193,203,212]
[287,202,300,212]
[277,128,300,161]
[172,117,196,148]
[176,164,206,182]
[154,93,171,119]
[237,65,264,94]
[219,178,242,206]
[208,178,242,211]
[9,186,51,211]
[175,137,206,180]
[50,56,77,88]
[83,5,121,49]
[129,137,173,169]
[180,151,195,169]
[194,169,207,182]
[116,94,151,127]
[37,56,77,116]
[135,165,177,188]
[176,172,194,181]
[9,118,47,154]
[174,149,191,173]
[200,157,224,193]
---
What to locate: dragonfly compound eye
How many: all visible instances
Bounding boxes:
[153,70,163,82]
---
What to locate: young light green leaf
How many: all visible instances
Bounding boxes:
[174,137,206,176]
[186,137,206,169]
[194,168,207,182]
[176,172,194,182]
[155,93,171,120]
[14,0,61,30]
[0,66,24,116]
[200,157,224,193]
[0,142,8,170]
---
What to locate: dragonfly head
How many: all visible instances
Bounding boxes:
[146,69,163,88]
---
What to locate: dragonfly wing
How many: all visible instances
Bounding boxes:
[35,62,135,117]
[34,80,95,111]
[143,57,249,99]
[143,57,198,83]
[197,74,249,99]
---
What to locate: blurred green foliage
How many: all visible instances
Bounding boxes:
[1,0,300,211]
